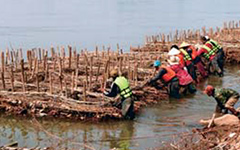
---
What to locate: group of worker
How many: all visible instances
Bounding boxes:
[102,35,240,120]
[147,35,224,99]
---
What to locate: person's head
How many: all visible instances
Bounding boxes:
[170,44,179,50]
[200,36,210,44]
[110,69,119,79]
[179,42,190,49]
[154,60,161,70]
[204,85,215,96]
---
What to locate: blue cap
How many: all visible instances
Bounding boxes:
[154,60,161,67]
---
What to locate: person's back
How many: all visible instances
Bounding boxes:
[103,70,135,120]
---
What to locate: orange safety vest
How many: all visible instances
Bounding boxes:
[160,65,176,83]
[189,45,197,60]
[177,54,185,66]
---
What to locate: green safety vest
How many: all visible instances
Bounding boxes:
[114,76,132,99]
[202,39,221,60]
[180,48,192,61]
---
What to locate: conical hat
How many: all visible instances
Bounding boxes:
[179,42,191,48]
[168,47,180,56]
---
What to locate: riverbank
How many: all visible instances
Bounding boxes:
[154,124,240,150]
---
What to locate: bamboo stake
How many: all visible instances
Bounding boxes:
[36,58,39,92]
[20,59,26,92]
[71,72,74,94]
[89,56,93,91]
[49,72,53,94]
[83,81,87,101]
[75,69,78,89]
[76,54,79,69]
[1,52,5,89]
[38,48,42,61]
[10,65,14,91]
[59,58,63,93]
[68,45,72,69]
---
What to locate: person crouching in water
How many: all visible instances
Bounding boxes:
[102,69,135,120]
[198,36,223,77]
[204,85,239,116]
[147,60,180,99]
[179,42,208,79]
[167,55,196,95]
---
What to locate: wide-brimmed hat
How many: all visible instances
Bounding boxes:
[179,42,191,48]
[168,47,180,56]
[167,56,179,65]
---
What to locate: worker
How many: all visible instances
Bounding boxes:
[198,36,223,76]
[179,42,208,78]
[147,59,180,99]
[203,36,224,74]
[167,55,196,94]
[102,69,135,120]
[177,43,198,82]
[204,85,239,116]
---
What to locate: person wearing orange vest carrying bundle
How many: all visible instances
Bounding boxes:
[198,36,223,77]
[167,55,196,95]
[102,69,135,120]
[179,42,208,78]
[147,60,180,99]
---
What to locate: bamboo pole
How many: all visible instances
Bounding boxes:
[59,58,63,93]
[36,58,39,92]
[10,65,14,91]
[1,52,5,89]
[75,69,78,89]
[71,72,75,93]
[89,56,93,91]
[20,59,26,92]
[68,45,72,69]
[83,81,87,101]
[49,72,53,94]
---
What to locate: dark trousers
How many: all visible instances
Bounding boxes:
[169,78,180,99]
[121,97,135,120]
[216,48,224,73]
[186,63,197,81]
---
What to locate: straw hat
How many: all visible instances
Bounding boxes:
[179,42,191,48]
[110,69,118,77]
[168,47,180,56]
[167,56,179,65]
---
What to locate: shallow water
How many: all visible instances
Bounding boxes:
[0,0,240,50]
[0,65,240,149]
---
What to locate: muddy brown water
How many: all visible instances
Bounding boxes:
[0,65,239,149]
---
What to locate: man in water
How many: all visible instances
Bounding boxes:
[102,69,135,120]
[148,58,180,99]
[204,85,239,116]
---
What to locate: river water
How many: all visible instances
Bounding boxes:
[1,0,240,149]
[0,0,240,50]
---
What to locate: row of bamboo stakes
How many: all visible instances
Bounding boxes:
[144,20,240,45]
[0,44,156,101]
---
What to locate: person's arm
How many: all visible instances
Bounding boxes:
[148,68,167,84]
[103,83,120,97]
